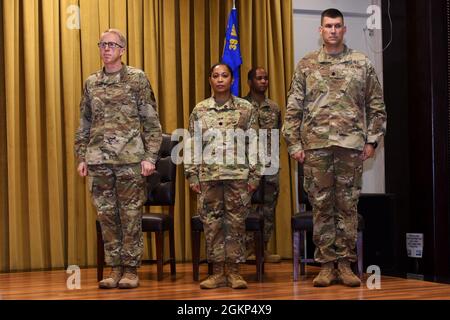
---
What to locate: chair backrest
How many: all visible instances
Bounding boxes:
[297,164,312,211]
[145,133,177,206]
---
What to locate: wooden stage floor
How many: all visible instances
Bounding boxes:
[1,261,449,300]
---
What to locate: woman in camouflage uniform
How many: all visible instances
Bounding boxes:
[185,63,260,289]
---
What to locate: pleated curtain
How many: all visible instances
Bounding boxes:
[0,0,295,272]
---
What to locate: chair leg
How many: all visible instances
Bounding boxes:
[254,230,263,282]
[169,225,176,276]
[192,230,201,281]
[155,231,164,281]
[96,224,104,282]
[260,219,265,275]
[261,234,265,274]
[357,231,364,279]
[208,263,213,275]
[293,230,300,281]
[299,230,306,276]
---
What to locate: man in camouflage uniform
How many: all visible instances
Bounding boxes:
[282,9,387,287]
[74,29,162,289]
[244,67,282,263]
[185,63,260,289]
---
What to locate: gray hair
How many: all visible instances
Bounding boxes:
[101,28,127,48]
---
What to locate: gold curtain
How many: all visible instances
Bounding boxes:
[0,0,294,272]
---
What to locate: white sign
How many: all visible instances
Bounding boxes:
[366,5,382,30]
[366,265,381,290]
[406,233,423,258]
[66,5,81,30]
[66,265,81,290]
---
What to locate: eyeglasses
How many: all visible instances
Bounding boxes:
[97,41,124,49]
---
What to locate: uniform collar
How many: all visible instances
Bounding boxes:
[99,63,128,84]
[244,93,268,107]
[209,95,237,111]
[318,45,351,63]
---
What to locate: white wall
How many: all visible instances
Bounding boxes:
[292,0,386,196]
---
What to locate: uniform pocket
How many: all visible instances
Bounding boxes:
[330,69,350,93]
[305,73,322,102]
[198,182,211,214]
[239,189,252,207]
[236,110,250,130]
[120,104,139,118]
[353,166,363,189]
[197,191,205,215]
[303,167,313,194]
[344,63,365,96]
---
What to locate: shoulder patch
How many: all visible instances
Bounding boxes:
[349,50,368,62]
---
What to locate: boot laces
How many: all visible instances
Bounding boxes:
[318,268,334,277]
[340,267,355,275]
[208,273,224,281]
[228,273,244,281]
[109,267,123,280]
[122,267,138,279]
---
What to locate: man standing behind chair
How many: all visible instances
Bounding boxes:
[282,9,386,287]
[244,67,282,263]
[74,29,162,289]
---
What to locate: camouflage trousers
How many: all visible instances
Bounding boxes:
[198,180,252,263]
[246,173,279,252]
[303,146,363,264]
[88,163,146,268]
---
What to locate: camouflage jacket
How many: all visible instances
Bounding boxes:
[74,64,162,165]
[244,94,281,170]
[184,96,261,188]
[282,45,387,154]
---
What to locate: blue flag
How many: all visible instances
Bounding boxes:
[222,7,242,96]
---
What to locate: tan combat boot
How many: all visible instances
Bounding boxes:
[199,262,227,289]
[246,248,256,261]
[99,266,123,289]
[337,259,361,287]
[264,250,281,263]
[312,262,337,287]
[246,254,256,261]
[227,263,248,289]
[118,266,139,289]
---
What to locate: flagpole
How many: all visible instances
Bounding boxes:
[223,0,241,96]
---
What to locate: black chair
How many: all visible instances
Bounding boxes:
[97,133,177,281]
[291,165,365,281]
[191,178,265,282]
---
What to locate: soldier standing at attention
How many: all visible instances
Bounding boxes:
[282,9,386,287]
[75,29,162,289]
[244,67,282,263]
[185,63,260,289]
